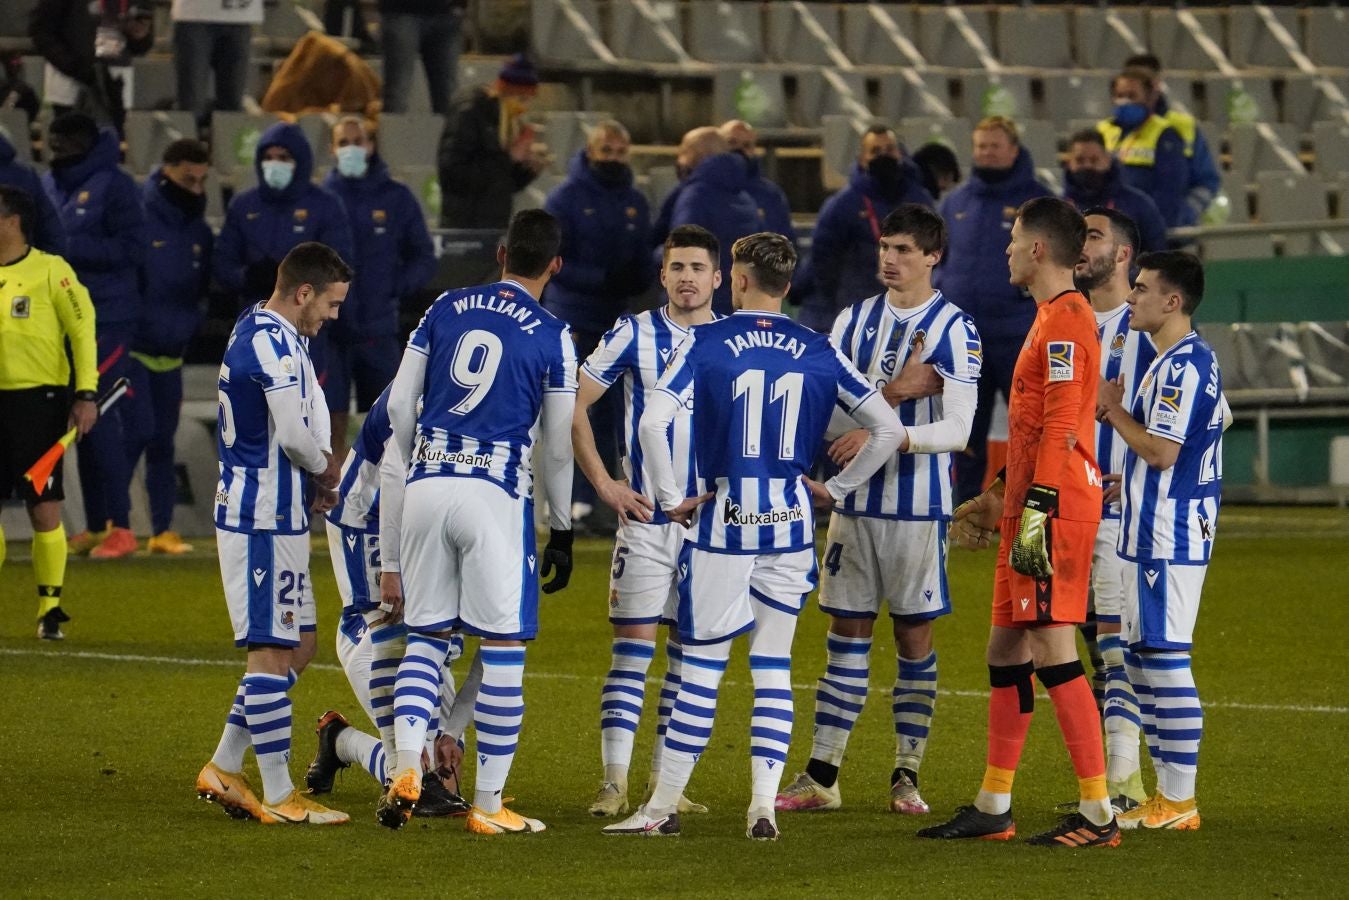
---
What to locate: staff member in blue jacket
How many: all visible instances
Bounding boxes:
[795,124,933,332]
[719,119,795,244]
[543,119,653,529]
[124,139,213,555]
[934,116,1052,504]
[215,121,354,409]
[1097,68,1189,229]
[1062,129,1168,253]
[0,129,65,254]
[323,115,435,460]
[42,113,146,559]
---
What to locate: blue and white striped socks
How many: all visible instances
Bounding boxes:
[750,654,793,810]
[1100,632,1143,789]
[600,638,655,785]
[649,641,683,780]
[368,621,407,778]
[1137,651,1203,801]
[810,632,872,767]
[473,646,527,814]
[650,649,728,813]
[210,676,250,772]
[337,726,386,783]
[243,672,293,804]
[392,634,451,775]
[894,651,937,775]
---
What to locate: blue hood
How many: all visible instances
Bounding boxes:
[967,146,1038,196]
[687,152,750,192]
[0,132,14,167]
[565,148,635,190]
[847,156,926,201]
[50,128,122,194]
[253,122,314,203]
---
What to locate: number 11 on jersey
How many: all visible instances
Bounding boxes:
[733,368,803,461]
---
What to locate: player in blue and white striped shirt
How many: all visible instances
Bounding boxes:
[1076,208,1157,813]
[378,210,577,835]
[605,233,904,841]
[196,243,352,827]
[1096,250,1226,832]
[574,225,720,818]
[777,205,980,818]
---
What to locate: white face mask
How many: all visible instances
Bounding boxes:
[335,144,369,178]
[261,159,295,190]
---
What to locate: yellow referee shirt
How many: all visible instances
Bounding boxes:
[0,249,97,393]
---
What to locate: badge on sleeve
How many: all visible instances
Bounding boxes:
[1047,341,1074,382]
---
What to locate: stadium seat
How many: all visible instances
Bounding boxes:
[1305,7,1349,69]
[530,0,612,63]
[1298,322,1349,391]
[1039,72,1113,130]
[713,69,788,130]
[1196,323,1239,382]
[643,164,679,213]
[1232,322,1306,394]
[995,7,1072,70]
[1201,173,1269,261]
[366,57,433,114]
[295,112,331,160]
[1070,7,1147,72]
[513,172,564,214]
[1227,6,1300,69]
[0,0,36,38]
[686,0,763,64]
[210,111,275,181]
[0,109,30,163]
[608,1,688,65]
[1312,121,1349,183]
[1282,75,1349,135]
[876,72,951,123]
[1256,170,1329,256]
[262,0,317,43]
[124,110,196,175]
[131,57,177,110]
[1017,119,1061,181]
[915,6,994,71]
[538,111,612,175]
[1202,75,1278,134]
[395,165,440,224]
[839,3,919,68]
[796,70,871,126]
[820,114,863,190]
[1228,124,1302,184]
[1147,8,1227,72]
[954,72,1033,122]
[766,2,843,67]
[376,113,443,170]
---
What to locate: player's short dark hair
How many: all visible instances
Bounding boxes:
[503,209,562,279]
[1114,67,1157,96]
[879,203,947,256]
[664,223,719,264]
[731,232,796,297]
[1017,197,1086,269]
[863,123,897,142]
[0,184,37,243]
[1124,52,1162,74]
[1069,128,1106,149]
[277,242,353,296]
[47,112,99,152]
[1082,206,1142,262]
[162,138,210,166]
[1136,250,1205,315]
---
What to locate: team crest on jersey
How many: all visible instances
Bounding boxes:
[372,209,387,223]
[78,191,91,204]
[1047,341,1075,382]
[909,328,927,349]
[10,295,30,318]
[1110,333,1126,358]
[293,209,308,223]
[280,611,295,630]
[152,240,167,248]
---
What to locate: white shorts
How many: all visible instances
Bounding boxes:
[216,529,315,648]
[1090,517,1126,623]
[677,543,819,644]
[818,514,951,621]
[334,608,382,725]
[1121,559,1208,652]
[326,520,382,616]
[400,476,539,640]
[608,519,684,626]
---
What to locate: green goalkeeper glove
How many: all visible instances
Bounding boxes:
[1010,484,1057,578]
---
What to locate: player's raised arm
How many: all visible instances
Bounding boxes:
[902,319,982,455]
[821,349,905,501]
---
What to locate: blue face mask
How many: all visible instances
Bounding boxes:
[335,144,369,179]
[261,159,295,191]
[1114,102,1150,129]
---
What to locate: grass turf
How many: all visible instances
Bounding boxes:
[1,506,1345,898]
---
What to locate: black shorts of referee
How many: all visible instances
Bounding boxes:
[0,385,71,504]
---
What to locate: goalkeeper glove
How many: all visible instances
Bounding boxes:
[540,528,574,594]
[1010,484,1057,578]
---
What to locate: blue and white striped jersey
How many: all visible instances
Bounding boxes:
[829,291,981,520]
[215,308,317,534]
[1118,331,1223,564]
[656,310,877,553]
[326,387,392,532]
[583,307,717,526]
[1095,304,1157,519]
[405,280,576,499]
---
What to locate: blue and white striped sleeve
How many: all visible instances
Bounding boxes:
[545,324,578,394]
[934,315,982,385]
[653,331,696,406]
[831,345,878,413]
[406,305,433,357]
[581,316,637,388]
[251,328,301,393]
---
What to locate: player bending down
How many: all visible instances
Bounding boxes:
[574,225,722,818]
[376,210,577,834]
[777,204,979,817]
[604,232,903,841]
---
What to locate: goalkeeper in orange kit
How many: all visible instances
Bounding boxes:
[918,197,1119,848]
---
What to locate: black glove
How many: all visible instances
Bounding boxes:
[244,257,279,298]
[540,528,574,594]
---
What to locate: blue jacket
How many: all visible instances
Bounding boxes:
[214,122,354,309]
[1104,116,1190,230]
[797,159,933,332]
[0,131,65,255]
[134,169,213,357]
[542,150,654,335]
[323,154,436,341]
[1062,160,1170,253]
[664,152,763,315]
[744,154,795,245]
[42,128,146,328]
[935,146,1052,342]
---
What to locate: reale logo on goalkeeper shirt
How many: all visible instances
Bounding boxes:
[1047,341,1074,382]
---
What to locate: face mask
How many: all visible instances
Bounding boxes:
[335,145,369,179]
[590,160,629,187]
[1114,102,1150,129]
[261,159,295,191]
[1068,168,1109,195]
[158,174,207,218]
[866,155,903,198]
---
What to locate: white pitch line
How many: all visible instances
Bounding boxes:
[2,646,1344,716]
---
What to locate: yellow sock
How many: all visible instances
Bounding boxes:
[980,765,1016,796]
[1079,774,1109,803]
[33,525,67,619]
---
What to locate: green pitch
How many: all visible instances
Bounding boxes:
[1,506,1345,898]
